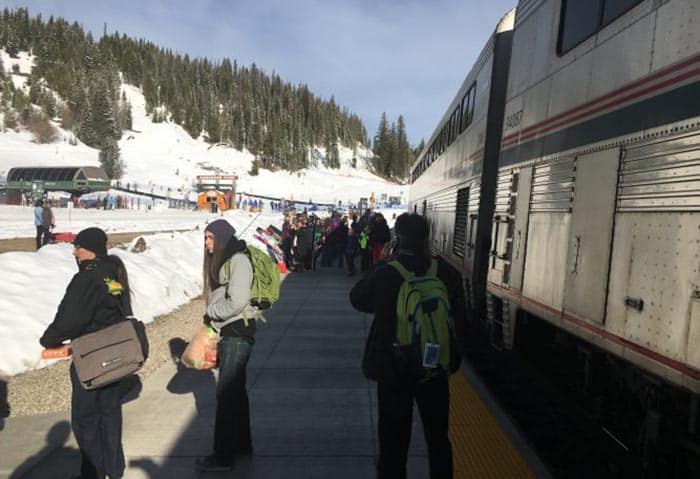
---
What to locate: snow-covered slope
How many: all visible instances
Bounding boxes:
[0,50,406,204]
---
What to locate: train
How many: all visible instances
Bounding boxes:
[410,0,699,473]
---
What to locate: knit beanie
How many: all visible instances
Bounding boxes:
[394,213,430,252]
[205,219,236,244]
[73,227,108,257]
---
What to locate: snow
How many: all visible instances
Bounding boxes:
[0,49,408,376]
[0,208,284,376]
[0,50,33,93]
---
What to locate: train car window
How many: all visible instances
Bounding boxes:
[448,113,454,145]
[602,0,643,26]
[452,109,459,143]
[468,84,476,125]
[558,0,602,54]
[460,91,470,133]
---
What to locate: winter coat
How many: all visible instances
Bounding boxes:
[349,254,467,386]
[370,220,391,246]
[206,238,257,340]
[40,258,131,348]
[346,234,360,256]
[41,207,53,228]
[34,207,43,226]
[282,221,292,241]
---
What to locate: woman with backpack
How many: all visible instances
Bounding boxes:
[196,219,256,472]
[40,227,132,479]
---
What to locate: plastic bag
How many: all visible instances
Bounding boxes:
[181,325,218,370]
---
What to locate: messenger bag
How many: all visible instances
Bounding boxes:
[71,318,148,390]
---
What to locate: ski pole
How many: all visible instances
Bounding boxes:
[240,211,262,236]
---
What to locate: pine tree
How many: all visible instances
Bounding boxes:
[396,115,410,179]
[78,99,97,146]
[249,157,260,176]
[99,139,123,178]
[0,8,379,174]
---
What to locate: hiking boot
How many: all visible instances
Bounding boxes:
[195,454,234,471]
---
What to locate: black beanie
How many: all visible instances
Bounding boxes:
[73,227,108,257]
[394,213,430,252]
[205,219,236,244]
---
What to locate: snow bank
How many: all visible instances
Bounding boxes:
[0,208,283,376]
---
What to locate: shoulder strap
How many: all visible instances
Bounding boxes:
[389,259,438,279]
[223,257,232,279]
[427,259,438,277]
[388,260,412,281]
[223,251,253,281]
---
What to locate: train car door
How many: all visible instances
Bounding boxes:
[508,166,533,292]
[563,148,620,324]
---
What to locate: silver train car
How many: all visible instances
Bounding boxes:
[411,0,699,469]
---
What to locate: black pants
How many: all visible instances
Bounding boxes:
[376,375,453,479]
[35,225,48,249]
[214,336,253,464]
[360,248,372,273]
[70,365,125,479]
[346,251,357,275]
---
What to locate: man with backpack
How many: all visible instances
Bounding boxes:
[350,213,467,479]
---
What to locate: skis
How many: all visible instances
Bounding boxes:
[253,233,287,274]
[267,224,282,242]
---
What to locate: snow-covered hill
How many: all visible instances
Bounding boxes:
[0,49,407,205]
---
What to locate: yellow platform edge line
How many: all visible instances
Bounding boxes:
[449,372,537,479]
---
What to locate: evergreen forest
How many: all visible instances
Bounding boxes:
[0,8,418,180]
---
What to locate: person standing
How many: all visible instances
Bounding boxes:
[41,200,55,245]
[370,213,391,264]
[349,213,467,479]
[40,227,131,479]
[196,219,256,472]
[346,226,360,276]
[33,199,45,249]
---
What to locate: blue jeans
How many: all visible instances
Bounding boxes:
[213,336,253,463]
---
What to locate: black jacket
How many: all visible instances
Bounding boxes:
[40,258,131,348]
[349,254,467,385]
[370,220,391,246]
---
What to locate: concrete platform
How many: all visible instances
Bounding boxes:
[1,267,547,478]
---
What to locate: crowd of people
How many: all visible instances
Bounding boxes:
[34,205,465,478]
[278,208,393,276]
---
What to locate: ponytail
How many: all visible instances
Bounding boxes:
[107,255,131,297]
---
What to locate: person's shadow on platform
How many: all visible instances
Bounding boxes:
[9,421,75,479]
[165,337,216,413]
[0,378,9,431]
[129,338,217,478]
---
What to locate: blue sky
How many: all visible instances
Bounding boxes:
[2,0,516,146]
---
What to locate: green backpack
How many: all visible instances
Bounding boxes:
[224,245,280,312]
[389,259,455,375]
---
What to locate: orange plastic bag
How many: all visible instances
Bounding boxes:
[41,346,72,359]
[181,326,218,370]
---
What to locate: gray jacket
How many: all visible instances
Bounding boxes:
[206,252,257,330]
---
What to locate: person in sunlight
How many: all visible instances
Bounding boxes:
[40,227,132,479]
[196,219,256,472]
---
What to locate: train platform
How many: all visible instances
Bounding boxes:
[1,268,549,478]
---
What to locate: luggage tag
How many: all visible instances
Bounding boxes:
[422,343,440,368]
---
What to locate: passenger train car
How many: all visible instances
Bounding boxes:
[411,0,699,471]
